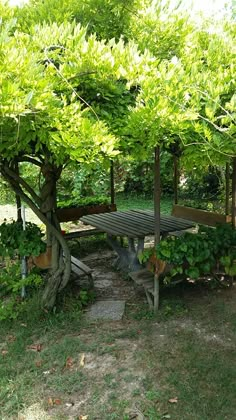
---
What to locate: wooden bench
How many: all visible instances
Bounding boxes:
[171,204,231,227]
[70,255,94,288]
[129,206,232,309]
[129,268,182,310]
[64,228,104,240]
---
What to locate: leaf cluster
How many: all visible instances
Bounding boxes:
[0,260,42,320]
[0,221,46,258]
[57,195,109,209]
[141,224,236,281]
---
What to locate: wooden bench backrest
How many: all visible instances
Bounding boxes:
[171,204,231,227]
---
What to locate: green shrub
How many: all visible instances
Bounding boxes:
[57,195,109,209]
[0,220,46,258]
[0,261,43,320]
[140,224,236,283]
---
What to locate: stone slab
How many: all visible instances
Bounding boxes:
[86,300,125,321]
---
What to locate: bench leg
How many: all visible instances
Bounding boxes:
[88,273,94,288]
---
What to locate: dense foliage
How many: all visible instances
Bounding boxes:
[0,261,42,320]
[141,224,236,283]
[0,0,235,308]
[0,221,46,258]
[57,195,109,209]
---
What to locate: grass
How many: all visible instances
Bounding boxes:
[1,194,236,418]
[0,283,236,419]
[116,192,173,214]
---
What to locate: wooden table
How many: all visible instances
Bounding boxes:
[81,209,195,271]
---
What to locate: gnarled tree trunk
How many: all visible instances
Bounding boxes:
[1,158,72,310]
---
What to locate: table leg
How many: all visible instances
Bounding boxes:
[107,235,144,272]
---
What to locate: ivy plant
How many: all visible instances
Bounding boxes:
[57,195,109,209]
[140,224,236,283]
[0,221,46,258]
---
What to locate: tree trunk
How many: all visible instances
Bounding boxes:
[1,159,71,310]
[39,162,71,309]
[14,161,22,222]
[232,157,236,229]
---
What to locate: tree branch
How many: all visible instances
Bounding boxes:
[1,170,71,290]
[3,165,42,207]
[17,156,43,167]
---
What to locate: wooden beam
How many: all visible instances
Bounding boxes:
[232,157,236,228]
[225,162,230,216]
[110,160,115,205]
[154,146,161,245]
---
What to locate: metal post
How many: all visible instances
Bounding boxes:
[21,205,27,298]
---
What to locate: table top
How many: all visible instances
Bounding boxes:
[81,209,195,238]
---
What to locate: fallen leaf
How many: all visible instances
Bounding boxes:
[48,397,54,407]
[53,399,62,405]
[65,356,73,369]
[168,397,178,404]
[7,335,16,342]
[80,353,85,367]
[35,359,43,367]
[26,344,42,352]
[1,350,8,356]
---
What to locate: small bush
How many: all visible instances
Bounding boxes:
[0,260,43,320]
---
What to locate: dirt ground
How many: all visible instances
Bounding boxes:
[14,252,236,420]
[1,205,236,419]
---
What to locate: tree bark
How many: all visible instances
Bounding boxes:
[1,160,71,310]
[232,157,236,228]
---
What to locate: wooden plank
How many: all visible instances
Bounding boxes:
[57,204,116,222]
[71,263,85,276]
[129,269,153,285]
[132,210,195,231]
[82,212,150,237]
[171,204,231,227]
[81,210,196,240]
[64,228,103,239]
[70,255,93,274]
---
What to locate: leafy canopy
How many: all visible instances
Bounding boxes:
[0,18,148,166]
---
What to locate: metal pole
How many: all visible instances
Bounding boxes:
[21,205,27,298]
